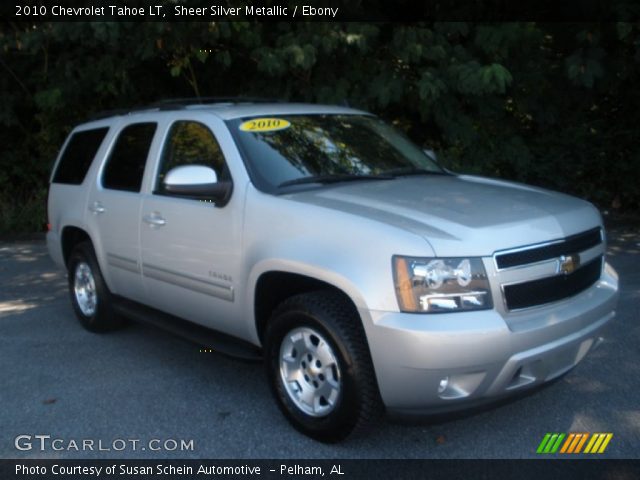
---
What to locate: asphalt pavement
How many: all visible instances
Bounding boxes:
[1,231,638,459]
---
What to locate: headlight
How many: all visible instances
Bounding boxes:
[392,256,492,313]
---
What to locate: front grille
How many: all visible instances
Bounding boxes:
[503,257,602,310]
[495,228,602,269]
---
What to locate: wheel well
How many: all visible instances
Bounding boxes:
[61,226,91,265]
[254,272,357,342]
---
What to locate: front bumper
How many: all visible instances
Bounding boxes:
[360,262,619,414]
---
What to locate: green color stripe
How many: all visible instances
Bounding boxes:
[537,433,552,454]
[544,434,559,453]
[550,433,566,453]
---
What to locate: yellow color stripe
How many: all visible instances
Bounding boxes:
[589,434,607,454]
[560,433,575,453]
[574,433,589,453]
[597,434,613,453]
[583,433,598,453]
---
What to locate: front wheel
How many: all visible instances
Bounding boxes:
[264,291,382,442]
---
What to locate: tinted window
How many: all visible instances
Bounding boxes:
[156,121,230,192]
[229,114,442,192]
[103,123,157,192]
[52,127,109,185]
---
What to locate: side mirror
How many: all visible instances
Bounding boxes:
[163,165,231,202]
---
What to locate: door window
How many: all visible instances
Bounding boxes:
[102,123,157,192]
[156,121,230,193]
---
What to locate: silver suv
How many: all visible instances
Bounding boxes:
[47,100,619,442]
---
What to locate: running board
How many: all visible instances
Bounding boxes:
[112,296,262,362]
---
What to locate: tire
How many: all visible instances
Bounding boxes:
[66,241,125,332]
[264,290,383,442]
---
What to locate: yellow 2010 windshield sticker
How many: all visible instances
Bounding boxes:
[239,118,291,132]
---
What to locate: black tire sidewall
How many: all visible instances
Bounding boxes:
[67,242,116,332]
[265,302,363,442]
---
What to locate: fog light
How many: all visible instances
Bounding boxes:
[438,377,449,394]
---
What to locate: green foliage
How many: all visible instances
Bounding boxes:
[0,20,639,233]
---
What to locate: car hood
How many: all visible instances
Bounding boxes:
[285,175,602,257]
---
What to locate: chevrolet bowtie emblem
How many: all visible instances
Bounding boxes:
[558,254,580,275]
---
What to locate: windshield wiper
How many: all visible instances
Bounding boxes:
[277,168,448,188]
[381,167,450,177]
[278,174,393,188]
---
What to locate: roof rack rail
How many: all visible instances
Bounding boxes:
[87,108,137,121]
[147,96,285,109]
[89,97,285,121]
[86,96,286,122]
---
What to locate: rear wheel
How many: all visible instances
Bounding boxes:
[264,291,383,442]
[67,242,125,332]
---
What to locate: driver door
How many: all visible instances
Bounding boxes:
[139,120,244,337]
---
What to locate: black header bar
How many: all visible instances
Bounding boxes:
[3,0,640,22]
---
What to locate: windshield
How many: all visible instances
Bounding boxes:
[228,114,443,192]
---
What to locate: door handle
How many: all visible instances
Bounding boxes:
[143,213,166,227]
[89,201,105,215]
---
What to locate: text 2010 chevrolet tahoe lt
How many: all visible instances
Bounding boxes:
[47,101,619,441]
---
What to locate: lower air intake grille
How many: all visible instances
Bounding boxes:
[503,257,602,310]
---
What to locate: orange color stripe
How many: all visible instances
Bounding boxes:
[560,434,576,454]
[575,433,589,453]
[567,434,582,453]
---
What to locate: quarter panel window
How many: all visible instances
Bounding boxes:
[103,123,157,192]
[156,121,230,192]
[52,127,109,185]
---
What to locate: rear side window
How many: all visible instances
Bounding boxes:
[52,127,109,185]
[102,123,157,192]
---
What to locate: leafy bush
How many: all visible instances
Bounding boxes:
[1,20,638,233]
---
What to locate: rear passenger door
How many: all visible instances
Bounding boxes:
[85,122,158,302]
